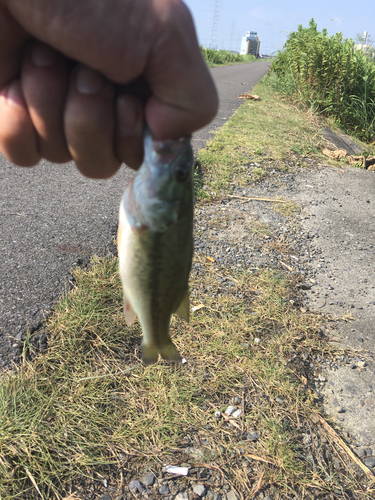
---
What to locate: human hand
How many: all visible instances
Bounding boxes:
[0,0,218,178]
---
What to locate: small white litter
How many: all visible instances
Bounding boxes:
[215,411,221,419]
[191,304,205,312]
[225,406,235,416]
[182,358,187,364]
[232,409,242,418]
[164,465,189,476]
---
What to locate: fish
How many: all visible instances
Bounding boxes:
[117,128,194,365]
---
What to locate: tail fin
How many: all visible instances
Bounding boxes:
[142,341,182,366]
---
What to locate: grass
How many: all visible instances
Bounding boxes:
[273,200,300,218]
[270,19,375,143]
[1,78,375,499]
[200,47,258,67]
[1,255,373,498]
[196,78,325,199]
[0,256,355,498]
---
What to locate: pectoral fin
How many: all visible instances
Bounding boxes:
[174,288,189,322]
[123,292,137,325]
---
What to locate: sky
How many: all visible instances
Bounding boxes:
[184,0,374,55]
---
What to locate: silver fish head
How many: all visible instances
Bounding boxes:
[125,128,194,232]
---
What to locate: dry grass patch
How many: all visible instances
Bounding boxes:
[1,255,372,499]
[273,200,300,218]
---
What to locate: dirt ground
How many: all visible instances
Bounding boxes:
[69,154,375,500]
[221,155,375,452]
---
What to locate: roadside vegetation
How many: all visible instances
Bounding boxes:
[200,46,257,66]
[1,77,374,499]
[2,253,371,499]
[270,19,375,143]
[1,68,375,497]
[195,76,324,199]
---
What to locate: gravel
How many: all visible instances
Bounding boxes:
[193,160,375,451]
[193,483,207,497]
[364,457,375,468]
[159,484,170,495]
[175,491,189,500]
[226,491,239,500]
[141,472,156,486]
[128,479,145,492]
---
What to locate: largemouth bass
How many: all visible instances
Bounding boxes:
[118,129,194,365]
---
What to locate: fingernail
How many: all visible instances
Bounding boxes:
[116,95,142,136]
[31,43,57,67]
[76,66,104,95]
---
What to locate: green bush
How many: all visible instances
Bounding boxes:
[270,19,375,142]
[200,46,256,66]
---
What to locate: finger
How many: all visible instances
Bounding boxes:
[144,2,218,139]
[0,4,30,88]
[115,94,144,169]
[64,65,120,179]
[0,80,40,166]
[4,0,150,82]
[5,0,218,138]
[21,41,71,163]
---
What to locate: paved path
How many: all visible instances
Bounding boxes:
[0,61,270,369]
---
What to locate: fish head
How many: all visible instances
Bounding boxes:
[129,128,194,232]
[143,128,193,200]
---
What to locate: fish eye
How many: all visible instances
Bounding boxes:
[175,165,190,182]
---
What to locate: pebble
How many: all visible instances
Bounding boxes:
[129,479,145,493]
[169,480,179,495]
[247,432,259,441]
[225,406,235,416]
[335,407,346,413]
[159,484,170,495]
[142,472,156,486]
[364,457,375,468]
[175,491,189,500]
[226,491,239,500]
[193,484,207,497]
[302,433,312,445]
[356,447,366,458]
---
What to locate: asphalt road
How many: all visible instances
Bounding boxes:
[0,61,271,370]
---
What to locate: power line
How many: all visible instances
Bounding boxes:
[229,20,236,52]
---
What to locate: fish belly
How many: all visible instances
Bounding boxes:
[118,202,192,365]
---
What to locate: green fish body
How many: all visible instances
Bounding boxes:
[118,129,194,365]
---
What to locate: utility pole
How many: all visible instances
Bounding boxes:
[209,0,221,50]
[229,20,236,52]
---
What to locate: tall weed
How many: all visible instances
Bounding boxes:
[270,19,375,142]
